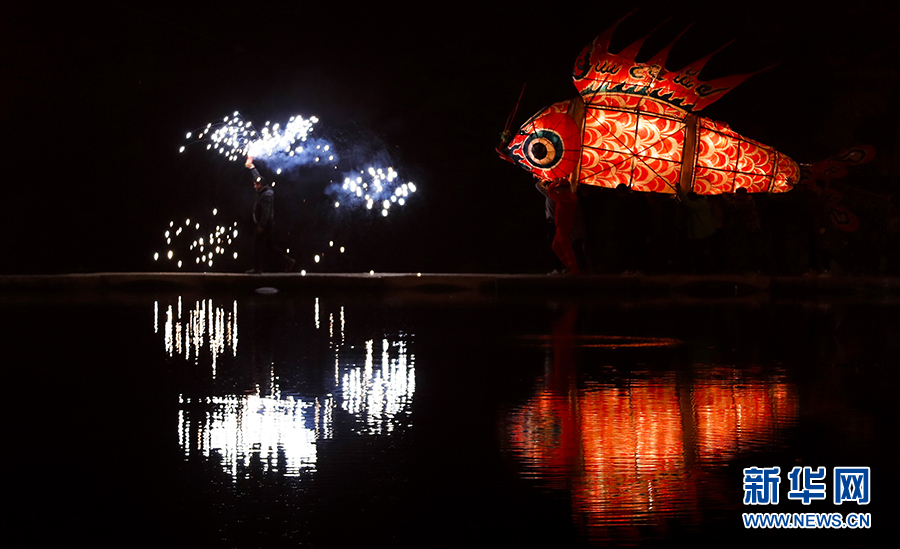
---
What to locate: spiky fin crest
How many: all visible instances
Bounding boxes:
[572,14,765,113]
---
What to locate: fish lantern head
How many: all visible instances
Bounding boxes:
[498,100,582,181]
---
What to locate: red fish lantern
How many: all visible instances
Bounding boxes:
[499,15,802,196]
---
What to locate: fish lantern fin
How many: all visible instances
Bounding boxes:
[573,15,765,113]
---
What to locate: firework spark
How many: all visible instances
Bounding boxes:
[181,111,325,166]
[329,165,417,218]
[153,210,241,270]
[174,111,420,272]
[181,111,418,216]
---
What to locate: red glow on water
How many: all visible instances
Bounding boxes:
[505,371,797,542]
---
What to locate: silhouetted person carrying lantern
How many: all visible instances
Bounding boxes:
[676,186,716,274]
[537,176,580,275]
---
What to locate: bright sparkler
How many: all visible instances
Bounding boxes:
[175,111,420,273]
[181,111,325,166]
[182,111,418,217]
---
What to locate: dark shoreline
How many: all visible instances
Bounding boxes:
[3,272,900,302]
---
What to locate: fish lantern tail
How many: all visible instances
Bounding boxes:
[800,145,875,188]
[800,145,876,232]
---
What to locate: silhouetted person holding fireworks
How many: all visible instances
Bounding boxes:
[246,158,295,273]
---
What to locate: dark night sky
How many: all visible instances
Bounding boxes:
[3,0,898,274]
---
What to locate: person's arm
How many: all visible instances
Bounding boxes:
[246,157,261,181]
[675,185,701,210]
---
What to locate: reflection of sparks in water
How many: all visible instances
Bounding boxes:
[319,297,415,435]
[165,296,415,479]
[178,393,332,478]
[341,337,415,435]
[153,214,240,270]
[156,297,238,376]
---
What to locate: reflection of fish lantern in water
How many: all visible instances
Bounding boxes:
[498,15,801,196]
[504,368,798,543]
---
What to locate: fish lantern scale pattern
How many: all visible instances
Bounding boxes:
[502,17,801,195]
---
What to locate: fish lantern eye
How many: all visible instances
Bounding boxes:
[527,136,557,166]
[514,110,581,179]
[524,130,566,169]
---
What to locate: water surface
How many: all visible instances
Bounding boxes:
[7,291,895,546]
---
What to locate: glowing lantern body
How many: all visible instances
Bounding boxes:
[500,18,800,195]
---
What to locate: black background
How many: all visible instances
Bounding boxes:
[3,0,898,274]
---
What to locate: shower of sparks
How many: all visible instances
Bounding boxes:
[181,111,418,216]
[329,165,417,218]
[153,211,241,270]
[176,111,420,273]
[181,111,324,165]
